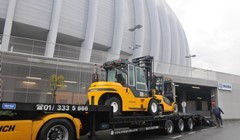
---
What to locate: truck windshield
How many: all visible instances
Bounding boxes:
[106,68,127,85]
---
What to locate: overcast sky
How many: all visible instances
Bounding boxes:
[167,0,240,76]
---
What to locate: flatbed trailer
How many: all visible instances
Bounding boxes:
[107,113,206,136]
[0,102,213,140]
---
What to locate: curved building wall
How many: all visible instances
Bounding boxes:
[58,0,88,38]
[14,0,53,29]
[121,0,134,54]
[0,0,8,18]
[0,0,191,67]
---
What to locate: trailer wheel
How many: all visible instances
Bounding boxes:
[164,120,174,135]
[37,119,75,140]
[105,97,121,116]
[185,118,194,131]
[175,119,184,132]
[148,99,159,116]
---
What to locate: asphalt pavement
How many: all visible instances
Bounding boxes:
[81,120,240,140]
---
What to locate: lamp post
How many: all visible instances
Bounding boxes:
[185,54,196,66]
[129,44,141,50]
[185,54,196,76]
[185,54,196,58]
[128,24,143,50]
[128,24,143,31]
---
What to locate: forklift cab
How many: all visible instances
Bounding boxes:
[154,76,176,105]
[104,60,150,98]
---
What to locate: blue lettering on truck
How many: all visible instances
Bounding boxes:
[2,103,16,110]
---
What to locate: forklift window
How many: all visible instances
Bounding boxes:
[107,68,127,85]
[155,85,163,95]
[107,69,116,82]
[135,67,148,91]
[164,83,174,102]
[128,64,135,86]
[155,77,163,94]
[116,73,126,85]
[164,84,172,94]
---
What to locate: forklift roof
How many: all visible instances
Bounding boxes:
[103,59,129,69]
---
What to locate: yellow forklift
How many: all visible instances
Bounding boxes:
[87,56,177,116]
[152,76,178,114]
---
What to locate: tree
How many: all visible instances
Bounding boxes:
[49,74,65,103]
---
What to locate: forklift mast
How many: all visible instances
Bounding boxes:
[132,55,154,91]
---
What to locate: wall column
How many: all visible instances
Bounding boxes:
[79,0,98,62]
[45,0,63,57]
[1,0,17,51]
[146,0,161,72]
[106,0,124,61]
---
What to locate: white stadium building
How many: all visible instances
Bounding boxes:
[0,0,190,66]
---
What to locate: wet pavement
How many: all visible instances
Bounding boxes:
[81,120,240,140]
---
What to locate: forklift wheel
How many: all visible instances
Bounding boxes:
[105,97,122,116]
[148,100,159,116]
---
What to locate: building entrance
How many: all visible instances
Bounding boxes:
[175,83,216,118]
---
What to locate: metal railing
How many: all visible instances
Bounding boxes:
[1,34,81,60]
[0,34,219,81]
[155,61,217,81]
[0,34,113,63]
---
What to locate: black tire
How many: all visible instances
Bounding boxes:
[158,105,163,115]
[37,119,75,140]
[80,116,89,136]
[175,119,184,132]
[105,97,122,116]
[164,120,174,135]
[148,99,159,116]
[185,118,194,131]
[80,126,89,136]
